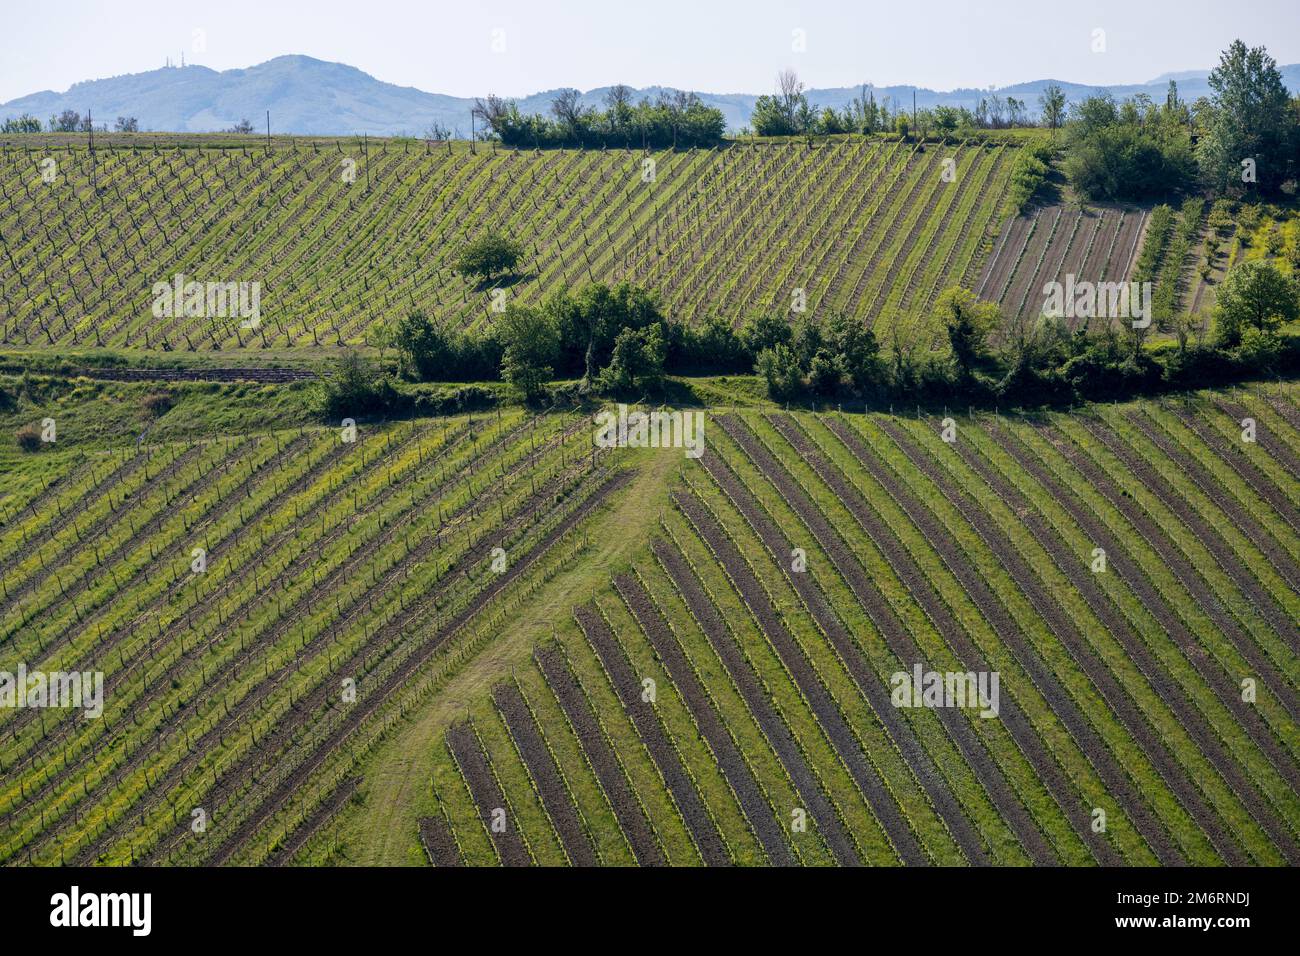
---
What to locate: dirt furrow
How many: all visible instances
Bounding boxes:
[750,414,1061,866]
[700,435,992,865]
[893,421,1241,861]
[418,815,463,867]
[874,417,1183,864]
[1128,408,1300,598]
[994,421,1300,785]
[267,776,361,866]
[1172,405,1300,538]
[615,572,794,865]
[534,644,664,866]
[492,680,599,865]
[973,422,1300,863]
[650,537,861,865]
[674,486,926,865]
[575,603,731,866]
[193,465,631,866]
[810,416,1120,864]
[1068,418,1298,716]
[445,723,532,866]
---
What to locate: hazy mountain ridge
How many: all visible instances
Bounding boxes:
[5,54,1299,136]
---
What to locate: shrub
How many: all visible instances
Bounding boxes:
[1234,326,1283,371]
[15,424,42,452]
[313,352,400,419]
[142,391,175,417]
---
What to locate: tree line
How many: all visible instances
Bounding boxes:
[747,69,1035,139]
[317,255,1299,421]
[471,87,725,149]
[1,110,138,133]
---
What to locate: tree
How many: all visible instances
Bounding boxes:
[114,116,139,132]
[1213,260,1300,346]
[755,344,805,401]
[424,121,451,141]
[1062,93,1194,201]
[550,88,587,142]
[751,70,809,136]
[550,282,663,382]
[391,310,457,380]
[778,70,805,122]
[455,232,524,283]
[1197,41,1296,195]
[50,110,80,132]
[598,324,667,394]
[227,118,255,134]
[823,313,884,393]
[894,115,910,141]
[603,84,634,134]
[499,306,560,402]
[936,287,1000,384]
[932,106,960,138]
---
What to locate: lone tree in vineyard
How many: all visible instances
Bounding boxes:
[456,232,524,284]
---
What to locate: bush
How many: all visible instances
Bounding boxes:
[142,391,174,417]
[313,352,400,419]
[15,424,42,452]
[1006,149,1050,213]
[1234,326,1283,371]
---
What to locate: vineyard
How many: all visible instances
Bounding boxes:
[397,386,1300,866]
[977,202,1149,332]
[0,135,1021,352]
[2,129,1298,873]
[0,399,649,865]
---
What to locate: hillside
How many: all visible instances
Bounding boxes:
[3,374,1296,866]
[0,134,1024,353]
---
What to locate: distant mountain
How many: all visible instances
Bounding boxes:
[4,54,1299,136]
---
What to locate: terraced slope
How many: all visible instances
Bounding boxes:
[417,389,1300,866]
[0,137,1019,352]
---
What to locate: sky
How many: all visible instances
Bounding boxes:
[3,0,1298,103]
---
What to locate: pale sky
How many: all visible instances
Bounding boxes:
[3,0,1297,103]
